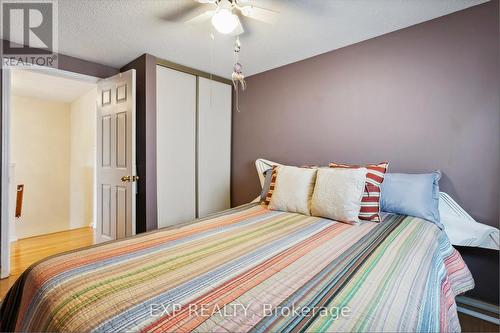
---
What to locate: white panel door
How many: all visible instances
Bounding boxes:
[156,66,196,228]
[96,70,136,243]
[197,77,232,217]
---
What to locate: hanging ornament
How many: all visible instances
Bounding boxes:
[232,37,246,112]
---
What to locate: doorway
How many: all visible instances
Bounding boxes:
[0,67,99,296]
[0,65,137,296]
[10,68,98,240]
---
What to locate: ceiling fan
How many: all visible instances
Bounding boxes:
[169,0,278,35]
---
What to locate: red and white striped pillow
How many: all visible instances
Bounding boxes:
[329,162,389,222]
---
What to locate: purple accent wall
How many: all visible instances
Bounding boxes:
[231,1,499,303]
[57,53,118,78]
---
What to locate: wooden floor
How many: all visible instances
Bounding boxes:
[0,227,95,300]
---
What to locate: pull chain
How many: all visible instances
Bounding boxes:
[209,31,215,108]
[232,36,246,112]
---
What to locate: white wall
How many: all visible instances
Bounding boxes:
[11,89,96,239]
[11,95,71,239]
[69,88,97,230]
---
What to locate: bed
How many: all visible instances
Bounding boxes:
[0,203,473,332]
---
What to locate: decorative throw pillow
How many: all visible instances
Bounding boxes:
[329,162,389,222]
[311,168,367,223]
[261,164,313,206]
[380,171,442,229]
[261,166,277,204]
[266,165,317,215]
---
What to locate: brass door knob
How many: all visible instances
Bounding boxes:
[121,175,139,182]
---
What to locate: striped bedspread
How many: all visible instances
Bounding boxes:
[0,203,474,332]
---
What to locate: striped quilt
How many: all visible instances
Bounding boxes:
[0,203,474,332]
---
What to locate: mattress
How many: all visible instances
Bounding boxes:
[0,203,474,332]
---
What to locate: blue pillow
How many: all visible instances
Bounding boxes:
[380,171,442,229]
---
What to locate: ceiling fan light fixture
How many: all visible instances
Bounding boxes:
[211,8,238,34]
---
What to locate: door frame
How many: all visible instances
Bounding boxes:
[1,67,11,278]
[0,62,99,278]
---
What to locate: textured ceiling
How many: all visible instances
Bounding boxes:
[2,0,487,78]
[11,69,97,103]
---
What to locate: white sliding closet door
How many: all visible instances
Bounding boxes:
[156,66,196,228]
[197,77,232,217]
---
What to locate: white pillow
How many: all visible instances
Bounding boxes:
[268,165,317,215]
[311,167,367,223]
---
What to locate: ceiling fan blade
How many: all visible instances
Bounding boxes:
[160,2,209,22]
[185,10,215,24]
[238,6,278,24]
[231,17,245,36]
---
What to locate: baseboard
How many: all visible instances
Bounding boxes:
[457,296,500,325]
